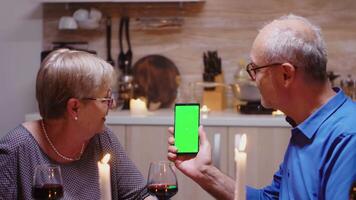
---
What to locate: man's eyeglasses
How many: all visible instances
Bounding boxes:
[246,62,283,81]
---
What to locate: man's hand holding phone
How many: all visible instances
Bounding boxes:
[167,126,213,181]
[168,106,236,200]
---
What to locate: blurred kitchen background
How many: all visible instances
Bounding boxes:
[1,0,356,136]
[2,1,356,199]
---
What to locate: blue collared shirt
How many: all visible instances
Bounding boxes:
[247,88,356,200]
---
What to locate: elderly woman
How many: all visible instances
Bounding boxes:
[0,49,154,199]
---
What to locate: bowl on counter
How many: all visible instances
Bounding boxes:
[230,81,261,102]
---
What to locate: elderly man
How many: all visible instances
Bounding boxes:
[167,14,356,199]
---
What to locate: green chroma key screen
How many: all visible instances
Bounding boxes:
[174,104,200,154]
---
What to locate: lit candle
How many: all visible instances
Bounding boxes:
[272,109,284,116]
[130,98,148,115]
[234,134,247,200]
[200,105,210,119]
[98,153,111,200]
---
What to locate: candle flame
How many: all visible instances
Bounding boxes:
[201,105,210,112]
[101,153,111,164]
[272,110,284,116]
[131,98,146,104]
[239,134,247,151]
[133,98,141,102]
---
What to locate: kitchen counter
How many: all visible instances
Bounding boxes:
[25,109,290,127]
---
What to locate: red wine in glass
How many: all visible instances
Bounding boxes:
[147,161,178,200]
[32,164,63,200]
[147,183,178,200]
[32,184,63,200]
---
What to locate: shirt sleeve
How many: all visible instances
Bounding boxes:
[104,129,149,200]
[246,164,282,200]
[0,142,17,199]
[322,133,356,200]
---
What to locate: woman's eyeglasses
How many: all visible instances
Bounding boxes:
[82,96,114,108]
[81,89,114,109]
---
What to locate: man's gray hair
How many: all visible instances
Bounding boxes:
[262,14,328,82]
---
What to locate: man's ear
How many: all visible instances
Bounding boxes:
[67,98,80,120]
[281,63,297,87]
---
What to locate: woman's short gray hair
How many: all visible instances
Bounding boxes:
[262,14,328,82]
[36,49,115,119]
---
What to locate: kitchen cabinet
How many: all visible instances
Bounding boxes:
[124,125,227,200]
[125,125,168,177]
[227,127,290,188]
[107,125,126,148]
[108,124,289,200]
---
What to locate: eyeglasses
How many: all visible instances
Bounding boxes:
[82,96,114,109]
[246,62,283,81]
[82,89,114,108]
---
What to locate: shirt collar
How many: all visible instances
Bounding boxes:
[286,88,348,139]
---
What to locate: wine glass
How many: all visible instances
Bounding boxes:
[147,161,178,200]
[32,164,64,200]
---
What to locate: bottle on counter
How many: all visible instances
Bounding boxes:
[118,74,135,110]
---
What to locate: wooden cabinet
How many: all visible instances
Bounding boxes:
[122,125,227,200]
[205,126,229,174]
[125,125,168,178]
[227,127,290,188]
[108,124,290,200]
[107,125,126,149]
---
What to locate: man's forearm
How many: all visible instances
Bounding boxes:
[195,165,235,200]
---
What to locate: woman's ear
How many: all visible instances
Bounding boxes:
[281,63,297,87]
[67,98,80,121]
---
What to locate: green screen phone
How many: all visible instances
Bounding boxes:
[174,103,200,154]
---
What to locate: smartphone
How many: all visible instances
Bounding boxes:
[174,103,200,154]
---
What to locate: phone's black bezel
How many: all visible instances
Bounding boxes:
[174,103,200,155]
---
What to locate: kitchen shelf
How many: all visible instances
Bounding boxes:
[42,0,204,19]
[39,0,204,2]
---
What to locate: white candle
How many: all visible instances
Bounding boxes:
[98,153,111,200]
[200,105,210,119]
[272,109,284,116]
[130,98,147,115]
[234,134,247,200]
